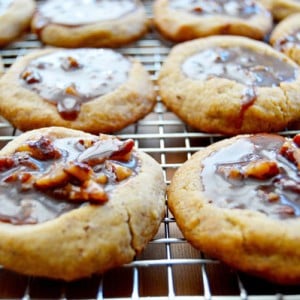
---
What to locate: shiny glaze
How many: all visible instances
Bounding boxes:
[201,135,300,219]
[0,136,139,225]
[20,49,131,120]
[35,0,137,26]
[170,0,264,18]
[0,0,12,16]
[182,46,297,87]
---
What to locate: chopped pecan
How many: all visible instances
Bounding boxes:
[61,56,81,71]
[280,140,300,169]
[21,69,41,84]
[277,205,295,216]
[244,159,279,180]
[96,173,108,184]
[267,192,280,202]
[216,164,244,180]
[293,134,300,147]
[110,163,133,182]
[110,139,135,162]
[65,84,78,96]
[35,166,69,189]
[64,161,92,182]
[17,136,61,161]
[0,156,15,171]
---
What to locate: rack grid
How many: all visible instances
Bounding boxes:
[1,1,300,299]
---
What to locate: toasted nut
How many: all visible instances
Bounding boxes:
[216,165,244,180]
[277,205,295,216]
[267,192,280,202]
[64,161,92,182]
[110,139,135,162]
[35,166,69,189]
[280,140,300,169]
[96,173,108,184]
[61,56,81,71]
[244,160,279,180]
[17,136,61,161]
[65,84,78,96]
[84,180,108,203]
[111,163,133,182]
[21,70,41,84]
[0,156,15,171]
[293,134,300,147]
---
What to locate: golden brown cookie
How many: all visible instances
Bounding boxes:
[0,48,156,133]
[153,0,273,42]
[270,13,300,65]
[31,0,149,48]
[0,0,35,46]
[158,36,300,135]
[169,133,300,284]
[270,0,300,20]
[0,126,165,280]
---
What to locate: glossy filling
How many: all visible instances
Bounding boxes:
[275,28,300,51]
[20,49,131,120]
[182,46,297,87]
[35,0,137,27]
[0,0,12,16]
[201,134,300,219]
[170,0,263,18]
[0,134,139,225]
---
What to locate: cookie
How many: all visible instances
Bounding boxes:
[153,0,273,42]
[169,133,300,284]
[270,13,300,65]
[0,0,35,46]
[31,0,149,48]
[0,48,156,133]
[270,0,300,20]
[0,126,165,280]
[158,36,300,135]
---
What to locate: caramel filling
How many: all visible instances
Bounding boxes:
[182,46,297,87]
[201,134,300,219]
[0,0,12,16]
[0,134,139,225]
[33,0,137,32]
[170,0,263,18]
[20,49,131,120]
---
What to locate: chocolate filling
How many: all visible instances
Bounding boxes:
[0,134,139,225]
[170,0,263,18]
[201,134,300,219]
[33,0,138,35]
[20,49,131,120]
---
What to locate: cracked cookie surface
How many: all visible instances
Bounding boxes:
[0,127,165,280]
[169,133,300,284]
[153,0,272,42]
[158,36,300,135]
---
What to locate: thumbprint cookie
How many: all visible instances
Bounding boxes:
[31,0,148,48]
[158,36,300,135]
[153,0,272,42]
[0,126,165,280]
[270,13,300,65]
[169,133,300,284]
[0,48,156,133]
[0,0,35,46]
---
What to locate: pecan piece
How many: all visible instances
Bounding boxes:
[65,84,78,96]
[0,156,15,171]
[280,140,300,169]
[61,56,81,71]
[293,134,300,147]
[17,136,61,161]
[21,69,41,84]
[64,161,92,182]
[244,159,279,180]
[35,166,69,189]
[216,164,244,180]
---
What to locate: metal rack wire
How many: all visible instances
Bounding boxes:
[1,1,300,299]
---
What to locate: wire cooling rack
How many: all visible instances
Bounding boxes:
[1,1,300,299]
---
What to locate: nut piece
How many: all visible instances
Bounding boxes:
[17,136,61,161]
[64,162,92,182]
[217,164,244,180]
[244,159,279,180]
[111,163,133,181]
[21,69,41,84]
[280,140,300,169]
[35,166,69,189]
